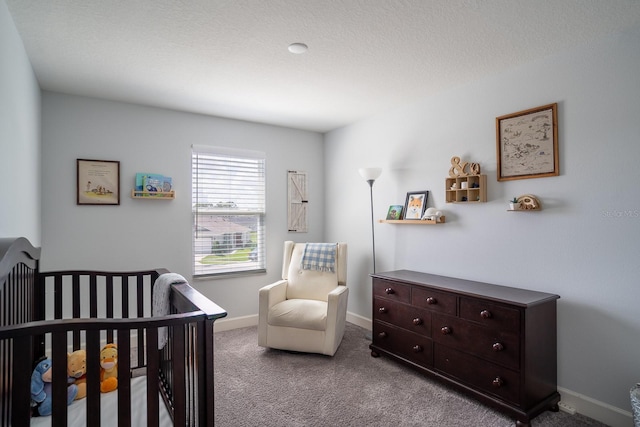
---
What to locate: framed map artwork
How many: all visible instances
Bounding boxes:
[496,103,558,181]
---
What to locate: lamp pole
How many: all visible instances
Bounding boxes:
[366,179,377,273]
[359,168,382,274]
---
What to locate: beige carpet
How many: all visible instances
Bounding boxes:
[214,322,607,427]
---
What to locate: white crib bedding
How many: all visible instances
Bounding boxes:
[30,376,172,426]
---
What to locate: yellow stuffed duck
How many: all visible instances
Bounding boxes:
[100,343,118,393]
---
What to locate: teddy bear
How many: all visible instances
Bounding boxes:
[67,349,87,400]
[31,357,78,416]
[100,343,118,393]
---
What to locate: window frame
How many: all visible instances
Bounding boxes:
[191,145,266,278]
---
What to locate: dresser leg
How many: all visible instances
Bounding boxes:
[370,350,380,357]
[550,403,559,412]
[515,421,530,427]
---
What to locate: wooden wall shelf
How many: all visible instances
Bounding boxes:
[445,175,486,203]
[379,216,445,225]
[131,190,175,199]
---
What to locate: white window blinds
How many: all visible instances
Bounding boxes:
[192,145,266,277]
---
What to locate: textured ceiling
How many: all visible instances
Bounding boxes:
[6,0,640,133]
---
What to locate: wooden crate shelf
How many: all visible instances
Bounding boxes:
[445,175,486,203]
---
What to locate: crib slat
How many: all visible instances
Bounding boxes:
[146,327,160,427]
[52,331,68,426]
[72,275,81,349]
[202,319,216,426]
[86,329,101,426]
[122,276,129,319]
[117,328,131,427]
[137,275,145,367]
[54,275,62,319]
[90,274,98,318]
[107,275,114,343]
[35,273,46,358]
[1,340,8,426]
[11,335,32,427]
[173,324,186,425]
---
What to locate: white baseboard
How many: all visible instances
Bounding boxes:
[346,311,371,330]
[214,314,258,332]
[558,386,632,427]
[215,313,632,426]
[213,311,372,333]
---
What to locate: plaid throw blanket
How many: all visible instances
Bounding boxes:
[301,243,337,272]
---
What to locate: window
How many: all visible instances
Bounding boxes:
[192,145,266,277]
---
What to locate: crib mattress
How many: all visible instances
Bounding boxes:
[30,376,172,426]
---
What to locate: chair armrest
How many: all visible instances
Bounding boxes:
[327,285,349,316]
[327,285,348,299]
[258,280,288,347]
[259,280,288,309]
[324,285,349,355]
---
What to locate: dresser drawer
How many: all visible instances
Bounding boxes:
[374,298,432,336]
[432,314,520,370]
[373,279,411,303]
[460,298,520,332]
[434,343,520,405]
[373,321,433,367]
[411,287,457,315]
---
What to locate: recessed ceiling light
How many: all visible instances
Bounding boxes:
[288,43,308,54]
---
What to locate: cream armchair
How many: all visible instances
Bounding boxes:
[258,241,348,356]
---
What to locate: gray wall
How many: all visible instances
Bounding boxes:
[0,0,41,244]
[40,93,324,318]
[324,25,640,419]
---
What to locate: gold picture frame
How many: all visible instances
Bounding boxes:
[496,103,558,181]
[77,159,120,205]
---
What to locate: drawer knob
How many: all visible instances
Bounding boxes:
[412,345,423,353]
[412,318,423,326]
[441,326,452,335]
[426,297,437,305]
[480,310,492,319]
[378,331,387,339]
[385,287,395,295]
[492,377,504,388]
[492,342,504,352]
[378,307,388,314]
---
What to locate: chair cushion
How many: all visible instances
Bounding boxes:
[286,244,338,301]
[268,299,327,331]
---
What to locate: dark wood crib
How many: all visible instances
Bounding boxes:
[0,237,227,426]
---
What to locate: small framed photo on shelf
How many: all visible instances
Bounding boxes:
[77,159,120,205]
[386,205,404,220]
[496,103,558,181]
[403,191,429,220]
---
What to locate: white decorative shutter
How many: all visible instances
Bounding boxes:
[287,170,308,232]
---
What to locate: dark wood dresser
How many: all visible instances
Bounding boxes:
[370,270,560,427]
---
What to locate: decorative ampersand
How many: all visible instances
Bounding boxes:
[470,162,481,175]
[449,156,481,177]
[449,157,467,177]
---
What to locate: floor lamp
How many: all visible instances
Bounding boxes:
[359,168,382,273]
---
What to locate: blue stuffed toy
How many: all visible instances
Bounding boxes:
[31,357,78,416]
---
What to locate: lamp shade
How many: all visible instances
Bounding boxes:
[358,167,382,181]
